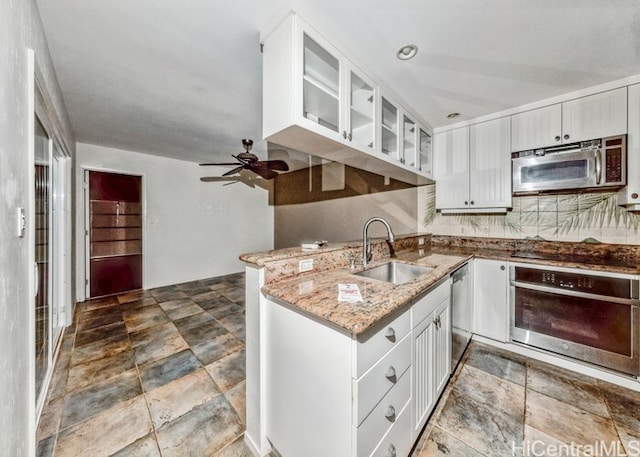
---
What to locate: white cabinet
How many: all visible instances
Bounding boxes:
[264,299,412,457]
[619,83,640,210]
[473,259,510,342]
[262,12,433,185]
[411,279,451,441]
[435,117,511,212]
[511,87,627,151]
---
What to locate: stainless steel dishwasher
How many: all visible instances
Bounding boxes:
[451,263,472,371]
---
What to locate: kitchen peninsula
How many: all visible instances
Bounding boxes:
[241,234,640,457]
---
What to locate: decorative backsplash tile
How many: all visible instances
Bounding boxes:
[418,185,640,245]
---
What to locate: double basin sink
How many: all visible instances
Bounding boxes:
[353,261,433,285]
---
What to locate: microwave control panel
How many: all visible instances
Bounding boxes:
[604,136,624,184]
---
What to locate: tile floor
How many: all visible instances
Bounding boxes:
[37,273,251,457]
[36,273,640,457]
[414,343,640,457]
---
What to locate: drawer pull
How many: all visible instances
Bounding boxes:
[385,444,396,457]
[385,366,397,383]
[384,405,396,422]
[385,326,396,342]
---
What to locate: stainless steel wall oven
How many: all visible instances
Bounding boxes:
[510,264,639,377]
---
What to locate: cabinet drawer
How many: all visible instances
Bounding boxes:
[354,335,411,426]
[355,309,410,378]
[369,401,412,457]
[411,278,450,328]
[355,369,410,457]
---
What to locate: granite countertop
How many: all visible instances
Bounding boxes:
[261,252,470,337]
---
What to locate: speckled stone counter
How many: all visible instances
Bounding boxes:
[242,233,640,337]
[261,252,469,336]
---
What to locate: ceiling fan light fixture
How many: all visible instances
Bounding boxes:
[396,44,418,61]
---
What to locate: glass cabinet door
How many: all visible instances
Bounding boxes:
[403,115,417,167]
[381,97,399,159]
[419,128,433,175]
[302,34,340,133]
[349,70,375,150]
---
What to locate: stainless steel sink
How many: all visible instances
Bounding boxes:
[354,261,433,285]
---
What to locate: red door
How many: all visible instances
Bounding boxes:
[89,171,142,297]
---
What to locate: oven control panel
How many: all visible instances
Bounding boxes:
[515,267,634,299]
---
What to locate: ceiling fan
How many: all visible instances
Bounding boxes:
[199,139,289,180]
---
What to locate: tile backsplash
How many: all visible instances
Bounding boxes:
[418,185,640,245]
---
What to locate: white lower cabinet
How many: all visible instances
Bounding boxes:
[264,277,453,456]
[473,258,509,342]
[411,279,452,441]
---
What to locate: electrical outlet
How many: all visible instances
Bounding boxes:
[299,259,314,273]
[418,237,425,246]
[419,248,425,256]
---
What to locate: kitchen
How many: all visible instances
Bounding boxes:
[2,1,640,457]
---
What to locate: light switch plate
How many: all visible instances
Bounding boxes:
[16,207,25,237]
[299,259,314,272]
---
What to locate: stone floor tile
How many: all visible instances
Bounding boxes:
[55,395,152,457]
[139,349,202,392]
[526,361,608,418]
[125,297,158,310]
[598,380,640,432]
[165,302,204,321]
[216,311,245,336]
[206,349,246,392]
[178,320,230,347]
[219,288,245,303]
[157,298,193,313]
[191,290,223,304]
[173,311,215,333]
[452,364,525,419]
[191,332,244,366]
[418,426,485,457]
[198,295,233,311]
[122,304,170,333]
[37,395,64,441]
[37,434,56,457]
[156,395,243,457]
[111,433,161,457]
[224,380,246,426]
[214,434,253,457]
[76,308,123,332]
[153,290,188,303]
[74,321,128,347]
[117,290,152,304]
[133,329,188,366]
[145,368,220,429]
[60,369,142,429]
[464,342,526,386]
[129,321,179,348]
[436,388,523,457]
[70,332,131,367]
[76,296,119,313]
[66,350,136,392]
[525,390,621,448]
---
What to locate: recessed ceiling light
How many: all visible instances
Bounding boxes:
[396,44,418,61]
[447,112,460,119]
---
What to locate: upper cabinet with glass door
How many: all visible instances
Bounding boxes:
[261,12,434,185]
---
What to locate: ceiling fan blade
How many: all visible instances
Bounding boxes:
[248,165,279,180]
[256,160,289,171]
[199,162,241,166]
[236,152,258,162]
[222,166,245,176]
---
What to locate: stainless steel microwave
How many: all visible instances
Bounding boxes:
[512,135,626,195]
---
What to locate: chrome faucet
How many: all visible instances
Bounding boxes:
[362,217,395,267]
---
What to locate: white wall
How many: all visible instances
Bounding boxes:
[75,143,274,300]
[0,0,75,455]
[274,188,418,248]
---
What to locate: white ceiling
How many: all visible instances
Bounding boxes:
[37,0,640,163]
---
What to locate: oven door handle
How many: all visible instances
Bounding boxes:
[511,281,638,306]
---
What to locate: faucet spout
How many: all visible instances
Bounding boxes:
[362,217,396,267]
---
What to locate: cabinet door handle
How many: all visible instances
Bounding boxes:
[385,327,396,342]
[385,444,397,457]
[564,134,570,140]
[464,201,469,206]
[385,366,397,382]
[500,265,506,271]
[348,132,352,141]
[555,135,561,141]
[470,201,474,205]
[342,130,347,139]
[384,405,396,422]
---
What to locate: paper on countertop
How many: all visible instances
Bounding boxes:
[338,283,363,302]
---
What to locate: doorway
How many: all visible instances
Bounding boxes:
[86,171,143,298]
